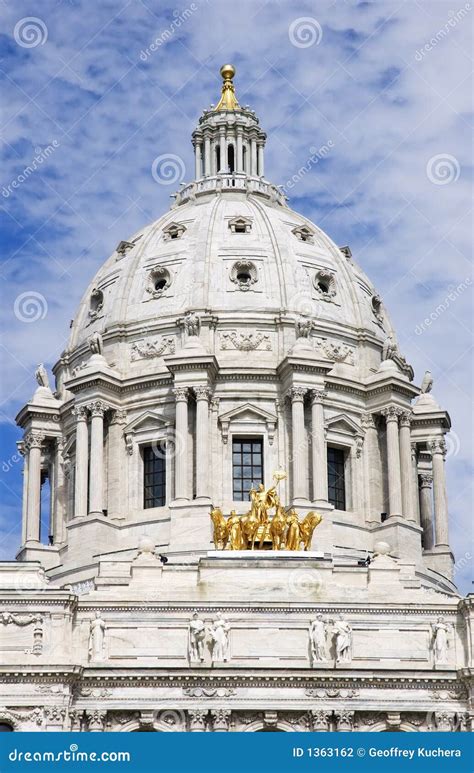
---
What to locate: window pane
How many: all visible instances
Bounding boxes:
[144,445,166,508]
[327,447,346,510]
[232,438,263,500]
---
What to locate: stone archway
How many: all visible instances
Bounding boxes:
[243,720,295,733]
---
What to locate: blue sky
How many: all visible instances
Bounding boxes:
[0,0,472,591]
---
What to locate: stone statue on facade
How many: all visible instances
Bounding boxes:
[431,617,452,664]
[382,333,398,361]
[188,612,206,662]
[309,615,328,663]
[333,615,352,663]
[34,363,49,389]
[88,611,105,661]
[88,331,103,355]
[208,613,230,663]
[420,370,434,393]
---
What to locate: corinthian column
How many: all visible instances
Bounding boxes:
[88,401,108,516]
[381,406,403,517]
[250,137,257,175]
[289,386,308,503]
[73,405,88,519]
[219,127,226,172]
[429,438,449,547]
[24,431,44,542]
[419,472,434,549]
[204,133,211,176]
[194,386,211,501]
[194,141,202,180]
[310,389,328,506]
[236,128,243,172]
[173,387,189,501]
[399,410,414,520]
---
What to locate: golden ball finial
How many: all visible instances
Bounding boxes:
[220,63,235,81]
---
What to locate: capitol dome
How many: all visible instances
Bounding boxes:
[16,65,451,591]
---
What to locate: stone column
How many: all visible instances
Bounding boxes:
[174,387,189,501]
[361,413,381,522]
[52,438,66,543]
[88,400,107,516]
[335,710,354,731]
[211,709,231,732]
[257,142,264,177]
[289,387,307,502]
[73,405,89,519]
[194,386,211,501]
[236,128,243,172]
[24,431,44,543]
[430,438,449,547]
[204,134,211,176]
[219,127,226,172]
[107,410,127,519]
[381,406,403,518]
[18,441,28,544]
[194,141,202,180]
[411,442,421,524]
[188,710,208,732]
[399,410,414,520]
[419,473,434,550]
[310,389,328,505]
[311,710,332,732]
[250,137,257,175]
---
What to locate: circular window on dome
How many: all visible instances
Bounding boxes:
[230,260,258,292]
[371,293,383,322]
[146,267,171,299]
[313,270,336,301]
[88,288,104,319]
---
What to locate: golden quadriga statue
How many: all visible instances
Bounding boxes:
[210,472,322,552]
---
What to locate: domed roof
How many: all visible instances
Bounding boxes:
[63,66,402,383]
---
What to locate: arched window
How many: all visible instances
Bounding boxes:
[228,144,235,173]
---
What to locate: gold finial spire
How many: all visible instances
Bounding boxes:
[215,64,239,111]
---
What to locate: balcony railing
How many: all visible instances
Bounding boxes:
[172,174,288,208]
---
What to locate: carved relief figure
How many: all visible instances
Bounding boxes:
[310,615,328,663]
[208,613,230,663]
[188,612,206,662]
[88,331,103,355]
[333,615,352,663]
[88,611,105,661]
[431,618,452,664]
[34,363,49,388]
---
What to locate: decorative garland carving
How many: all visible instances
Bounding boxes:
[220,331,271,351]
[130,337,175,361]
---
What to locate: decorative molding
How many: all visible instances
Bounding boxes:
[314,337,355,364]
[230,260,258,291]
[314,270,337,301]
[145,266,172,299]
[220,331,271,352]
[183,687,236,698]
[130,337,175,361]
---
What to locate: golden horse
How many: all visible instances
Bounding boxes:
[240,509,260,550]
[210,507,228,550]
[269,505,288,550]
[285,510,322,551]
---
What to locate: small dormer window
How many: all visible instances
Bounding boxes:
[163,222,186,241]
[292,225,314,244]
[229,216,252,234]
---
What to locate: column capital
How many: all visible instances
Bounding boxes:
[173,386,189,402]
[310,388,327,404]
[420,472,433,489]
[288,386,307,403]
[399,409,413,427]
[310,709,332,731]
[72,404,88,422]
[210,708,231,731]
[24,431,45,450]
[188,709,208,731]
[335,710,354,731]
[194,385,211,401]
[411,441,418,459]
[381,405,403,423]
[86,400,109,418]
[429,436,447,457]
[110,408,127,425]
[361,412,376,430]
[85,709,107,732]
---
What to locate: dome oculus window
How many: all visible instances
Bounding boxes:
[228,216,252,234]
[371,294,384,323]
[292,225,314,244]
[313,270,336,300]
[163,222,186,241]
[146,267,172,298]
[230,260,258,292]
[88,288,104,319]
